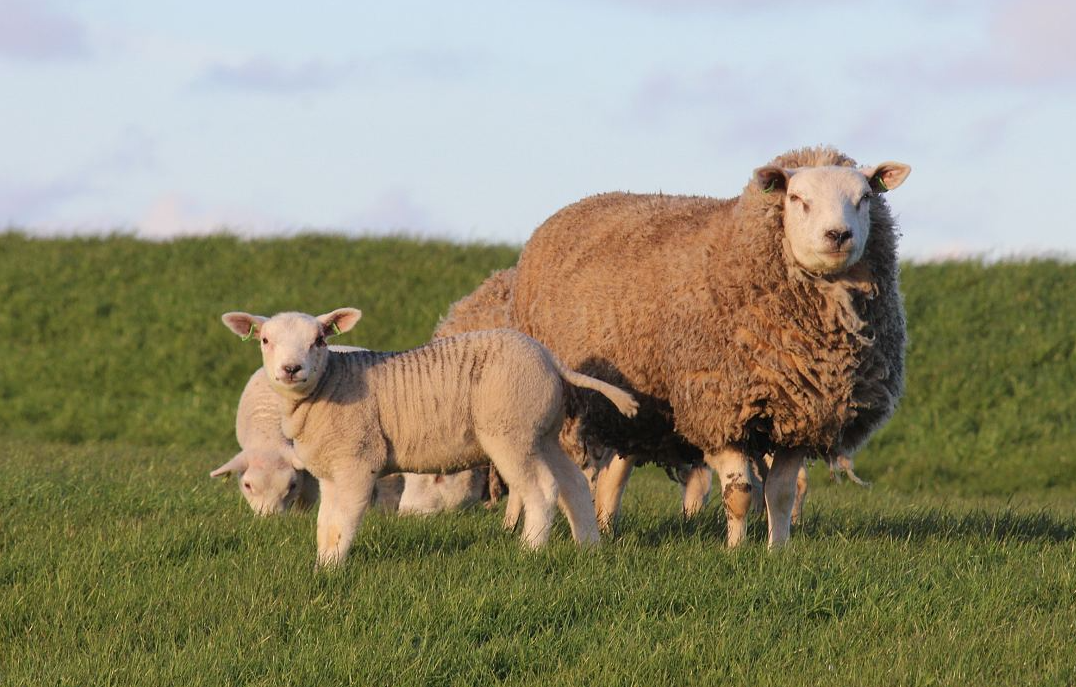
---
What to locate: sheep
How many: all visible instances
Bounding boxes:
[433,268,730,534]
[509,146,910,548]
[398,468,488,515]
[432,270,626,531]
[210,365,319,515]
[209,345,405,515]
[220,308,639,566]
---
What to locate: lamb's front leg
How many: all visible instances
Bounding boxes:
[316,464,378,568]
[765,447,807,549]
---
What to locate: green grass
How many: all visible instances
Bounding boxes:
[2,233,1076,685]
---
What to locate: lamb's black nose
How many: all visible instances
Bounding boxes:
[283,364,303,375]
[825,229,853,248]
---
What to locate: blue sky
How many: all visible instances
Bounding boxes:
[2,0,1074,259]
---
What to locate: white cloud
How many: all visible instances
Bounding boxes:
[136,194,289,239]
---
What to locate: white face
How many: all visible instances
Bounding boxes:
[782,167,874,274]
[221,308,363,399]
[754,161,910,275]
[239,450,303,516]
[257,313,333,398]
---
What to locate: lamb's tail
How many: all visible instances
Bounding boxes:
[547,355,638,418]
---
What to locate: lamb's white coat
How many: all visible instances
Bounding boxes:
[221,307,638,566]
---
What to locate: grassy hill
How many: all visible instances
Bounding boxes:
[3,232,1076,686]
[3,232,1074,496]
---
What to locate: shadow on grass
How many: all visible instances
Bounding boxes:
[623,506,1076,548]
[804,508,1076,544]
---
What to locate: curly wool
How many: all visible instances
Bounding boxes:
[510,146,906,460]
[433,268,516,338]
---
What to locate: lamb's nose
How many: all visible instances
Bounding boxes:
[825,229,853,248]
[283,364,303,376]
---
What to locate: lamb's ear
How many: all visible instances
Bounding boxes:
[222,312,268,340]
[282,444,306,471]
[861,162,911,193]
[317,308,362,338]
[753,166,794,194]
[210,452,248,478]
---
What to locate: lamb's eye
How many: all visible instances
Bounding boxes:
[314,336,326,348]
[261,337,269,345]
[243,481,253,491]
[789,194,801,203]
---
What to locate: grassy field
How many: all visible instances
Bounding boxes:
[2,232,1076,685]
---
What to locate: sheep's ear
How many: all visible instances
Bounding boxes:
[317,308,362,338]
[210,452,248,479]
[222,312,267,340]
[862,162,911,193]
[283,444,306,471]
[753,166,793,194]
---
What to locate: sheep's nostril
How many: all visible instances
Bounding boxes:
[283,364,303,375]
[825,229,853,248]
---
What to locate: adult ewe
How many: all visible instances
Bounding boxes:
[221,308,638,566]
[511,146,910,548]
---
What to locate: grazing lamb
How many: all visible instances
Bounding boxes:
[221,308,638,566]
[398,468,488,515]
[510,146,910,548]
[210,346,404,516]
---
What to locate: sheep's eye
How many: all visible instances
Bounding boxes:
[789,194,801,203]
[314,336,326,348]
[242,481,253,491]
[261,337,269,345]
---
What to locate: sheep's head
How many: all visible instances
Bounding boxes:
[210,448,311,516]
[221,308,362,400]
[753,162,911,275]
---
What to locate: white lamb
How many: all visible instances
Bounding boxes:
[210,345,403,516]
[221,307,639,566]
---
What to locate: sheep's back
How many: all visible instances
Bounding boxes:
[513,192,731,397]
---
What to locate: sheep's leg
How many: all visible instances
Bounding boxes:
[315,465,377,568]
[838,454,871,487]
[765,447,806,549]
[541,434,600,545]
[791,463,808,526]
[502,489,523,532]
[704,447,754,548]
[482,436,557,549]
[680,464,713,519]
[593,454,634,535]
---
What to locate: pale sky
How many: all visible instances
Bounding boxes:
[2,0,1074,259]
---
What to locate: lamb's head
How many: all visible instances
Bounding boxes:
[211,447,309,516]
[221,308,362,399]
[753,161,910,275]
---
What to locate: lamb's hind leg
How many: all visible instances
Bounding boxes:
[315,464,378,568]
[481,436,557,549]
[503,489,523,532]
[704,447,755,548]
[766,447,807,548]
[540,433,600,545]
